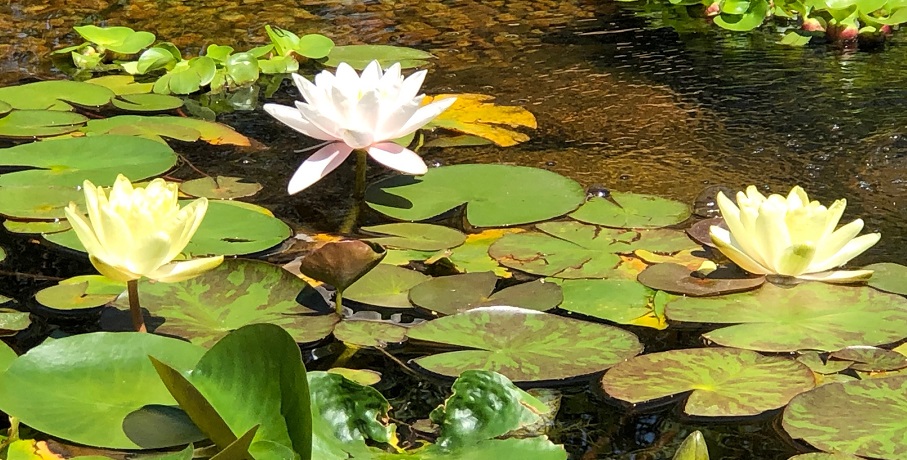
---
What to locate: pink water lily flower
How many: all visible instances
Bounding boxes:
[263,61,456,194]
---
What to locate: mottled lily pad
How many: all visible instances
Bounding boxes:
[796,351,853,375]
[86,75,154,95]
[783,376,907,459]
[365,165,585,227]
[0,110,88,137]
[407,306,642,382]
[829,346,907,372]
[666,283,907,352]
[110,259,339,347]
[35,275,126,311]
[179,176,262,199]
[570,193,691,228]
[344,264,428,308]
[553,278,661,327]
[864,262,907,296]
[362,223,466,251]
[0,80,115,111]
[602,347,815,417]
[0,135,176,187]
[332,320,408,348]
[0,185,84,220]
[409,273,562,315]
[637,263,765,296]
[0,309,30,336]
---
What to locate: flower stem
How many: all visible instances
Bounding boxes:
[127,279,147,333]
[339,150,369,235]
[334,289,344,316]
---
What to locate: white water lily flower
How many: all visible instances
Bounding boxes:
[64,174,223,283]
[709,185,880,282]
[263,61,456,194]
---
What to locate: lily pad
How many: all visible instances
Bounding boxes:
[180,176,262,200]
[362,223,466,251]
[365,165,585,227]
[407,306,642,382]
[110,259,338,347]
[571,193,691,228]
[553,278,661,327]
[409,272,562,315]
[344,264,428,308]
[0,80,115,111]
[796,351,853,375]
[666,283,907,352]
[602,347,815,417]
[829,346,907,372]
[75,115,251,146]
[0,309,30,336]
[112,94,184,112]
[0,110,88,137]
[783,376,907,459]
[324,44,433,69]
[0,185,84,220]
[422,94,537,147]
[86,75,154,95]
[332,320,408,348]
[3,219,71,234]
[73,25,155,54]
[0,332,205,449]
[326,368,382,386]
[637,263,765,296]
[0,135,176,187]
[35,275,126,311]
[0,100,10,116]
[864,262,907,296]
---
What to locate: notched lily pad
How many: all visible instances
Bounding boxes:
[344,264,428,309]
[179,176,262,200]
[637,263,765,296]
[35,275,126,312]
[0,110,88,138]
[829,346,907,372]
[409,272,562,315]
[864,262,907,296]
[361,223,466,252]
[796,351,853,375]
[602,347,815,417]
[332,320,407,348]
[570,193,691,228]
[407,306,642,382]
[0,80,115,111]
[553,278,662,328]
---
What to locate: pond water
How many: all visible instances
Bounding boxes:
[2,0,906,458]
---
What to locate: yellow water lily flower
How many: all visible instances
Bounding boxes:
[709,185,880,282]
[64,174,223,283]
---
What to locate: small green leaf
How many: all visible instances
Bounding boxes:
[73,25,155,54]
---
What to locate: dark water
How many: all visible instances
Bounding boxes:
[2,1,906,458]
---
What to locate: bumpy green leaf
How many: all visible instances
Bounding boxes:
[409,272,562,315]
[0,110,87,137]
[111,259,338,347]
[602,348,815,417]
[325,45,433,69]
[154,57,217,94]
[666,283,907,352]
[865,262,907,295]
[362,223,466,251]
[570,193,691,228]
[408,306,642,382]
[366,165,585,227]
[783,376,907,459]
[0,332,205,449]
[309,371,393,459]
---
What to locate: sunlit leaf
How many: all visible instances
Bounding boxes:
[180,176,263,199]
[362,223,466,251]
[570,193,691,228]
[423,94,537,147]
[324,44,433,69]
[344,264,428,308]
[332,320,408,348]
[0,80,115,111]
[409,272,562,315]
[0,110,87,137]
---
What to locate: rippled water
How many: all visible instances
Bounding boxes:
[3,1,907,458]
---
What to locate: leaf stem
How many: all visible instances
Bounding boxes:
[338,150,368,235]
[127,279,147,333]
[334,289,344,316]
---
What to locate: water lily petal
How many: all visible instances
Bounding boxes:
[809,231,881,273]
[819,198,847,240]
[89,255,140,283]
[295,101,345,140]
[288,143,354,194]
[710,226,771,275]
[292,73,333,115]
[64,203,105,258]
[775,243,817,277]
[166,198,208,262]
[716,192,764,267]
[754,196,792,271]
[147,256,225,283]
[367,142,428,175]
[263,103,336,141]
[129,231,177,277]
[798,269,874,283]
[397,69,427,105]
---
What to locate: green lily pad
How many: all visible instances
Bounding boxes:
[325,44,434,69]
[110,259,338,347]
[332,320,408,348]
[665,283,907,352]
[0,309,30,336]
[407,306,642,382]
[344,264,428,308]
[0,332,205,449]
[154,57,217,95]
[570,193,691,228]
[362,223,466,251]
[35,275,126,311]
[829,346,907,372]
[864,262,907,296]
[637,263,765,296]
[409,272,562,315]
[0,185,83,220]
[553,278,658,326]
[0,80,115,110]
[180,176,263,199]
[74,25,155,54]
[380,248,435,266]
[366,165,585,227]
[326,368,382,386]
[0,135,176,187]
[433,229,516,277]
[3,219,71,234]
[112,94,184,112]
[796,351,853,375]
[0,110,88,137]
[602,347,815,417]
[48,200,291,257]
[86,75,154,95]
[75,115,251,146]
[0,100,11,116]
[783,376,907,459]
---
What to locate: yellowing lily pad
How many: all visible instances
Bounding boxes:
[409,272,562,315]
[179,176,263,199]
[362,223,466,252]
[344,264,428,309]
[407,306,642,382]
[666,283,907,352]
[602,347,815,417]
[571,193,691,228]
[366,165,585,227]
[423,94,537,147]
[0,110,88,138]
[85,75,154,95]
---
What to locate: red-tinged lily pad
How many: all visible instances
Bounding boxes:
[637,263,765,296]
[570,193,691,229]
[179,176,262,200]
[552,278,662,328]
[409,272,562,315]
[829,346,907,372]
[0,110,88,138]
[365,165,585,227]
[864,262,907,296]
[407,306,642,382]
[783,376,907,459]
[344,264,428,309]
[332,320,407,348]
[602,347,815,417]
[666,283,907,352]
[109,259,339,347]
[361,223,466,252]
[686,218,725,248]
